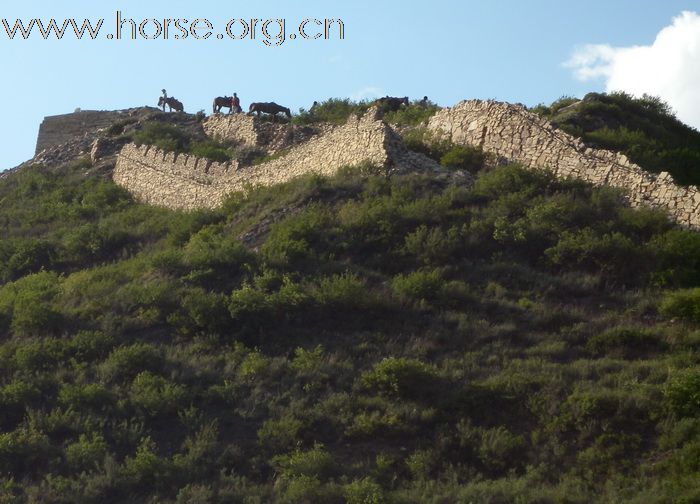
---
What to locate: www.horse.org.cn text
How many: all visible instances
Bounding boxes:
[1,12,345,46]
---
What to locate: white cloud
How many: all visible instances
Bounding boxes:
[565,11,700,129]
[350,86,385,102]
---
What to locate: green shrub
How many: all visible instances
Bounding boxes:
[98,343,163,383]
[293,98,370,125]
[272,444,335,480]
[189,140,234,162]
[68,331,115,361]
[586,327,667,358]
[2,239,57,281]
[171,288,231,336]
[545,228,645,280]
[130,372,188,418]
[312,273,370,309]
[65,433,108,471]
[404,225,461,265]
[383,101,440,126]
[0,271,63,336]
[258,414,305,452]
[391,268,443,302]
[651,230,700,287]
[660,288,700,323]
[132,122,192,153]
[360,357,440,400]
[478,426,525,474]
[667,368,700,417]
[122,437,173,491]
[13,339,66,372]
[0,380,41,428]
[58,383,114,412]
[0,427,51,476]
[440,145,486,172]
[343,477,386,504]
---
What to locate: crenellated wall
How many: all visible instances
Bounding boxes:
[113,108,446,210]
[428,100,700,230]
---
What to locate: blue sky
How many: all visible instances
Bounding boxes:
[0,0,697,170]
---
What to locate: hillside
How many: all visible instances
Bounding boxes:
[1,97,700,503]
[533,92,700,186]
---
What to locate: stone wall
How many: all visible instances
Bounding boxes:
[114,108,446,210]
[35,110,128,154]
[428,100,700,230]
[202,114,324,153]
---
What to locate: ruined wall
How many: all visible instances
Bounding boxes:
[428,100,700,230]
[202,114,326,153]
[35,110,128,154]
[114,109,444,210]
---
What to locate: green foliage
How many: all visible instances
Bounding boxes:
[65,433,108,471]
[293,98,370,125]
[660,288,700,323]
[383,100,440,126]
[272,444,335,480]
[130,372,188,418]
[343,478,386,504]
[360,357,440,400]
[133,122,191,153]
[667,368,700,418]
[189,140,235,162]
[586,327,667,358]
[1,151,700,501]
[98,343,163,383]
[440,145,487,172]
[392,268,444,302]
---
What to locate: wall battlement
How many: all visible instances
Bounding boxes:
[113,108,444,210]
[428,100,700,230]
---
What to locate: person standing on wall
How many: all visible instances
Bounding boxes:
[231,93,242,114]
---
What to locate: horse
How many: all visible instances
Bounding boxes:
[375,96,409,113]
[158,96,184,112]
[213,96,234,114]
[248,102,292,120]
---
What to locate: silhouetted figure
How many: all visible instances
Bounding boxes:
[231,93,242,114]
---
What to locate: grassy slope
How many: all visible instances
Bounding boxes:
[1,151,700,503]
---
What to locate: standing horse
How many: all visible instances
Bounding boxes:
[213,96,238,114]
[158,96,184,112]
[248,102,292,120]
[375,96,409,113]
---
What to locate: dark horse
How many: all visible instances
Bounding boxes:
[158,96,184,112]
[375,96,409,113]
[248,102,291,120]
[213,96,241,114]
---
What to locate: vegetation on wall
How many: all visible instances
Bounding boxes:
[533,92,700,186]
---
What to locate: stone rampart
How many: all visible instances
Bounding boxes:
[428,100,700,229]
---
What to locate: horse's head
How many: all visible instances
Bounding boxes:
[284,108,291,118]
[157,96,165,107]
[402,97,409,106]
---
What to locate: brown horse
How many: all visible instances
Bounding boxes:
[213,96,241,114]
[158,96,184,112]
[248,102,291,120]
[375,96,409,113]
